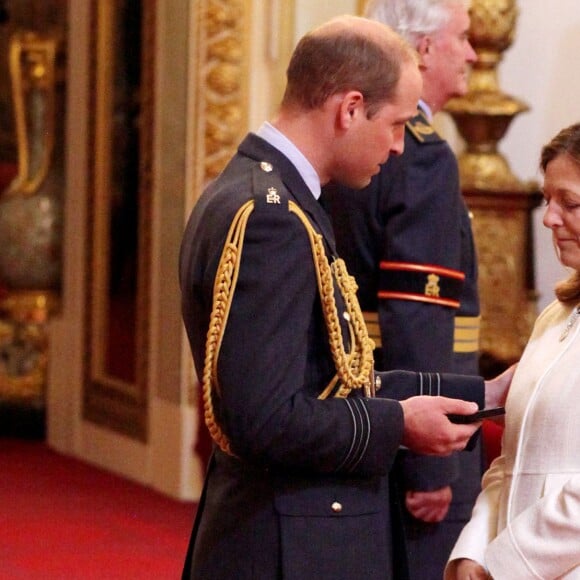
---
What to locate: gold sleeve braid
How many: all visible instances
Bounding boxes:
[202,199,375,456]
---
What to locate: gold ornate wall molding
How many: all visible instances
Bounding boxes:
[192,0,251,193]
[468,194,539,363]
[187,0,251,424]
[82,0,251,439]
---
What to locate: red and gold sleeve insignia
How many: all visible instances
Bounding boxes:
[378,261,465,308]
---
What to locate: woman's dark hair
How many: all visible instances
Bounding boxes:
[540,122,580,173]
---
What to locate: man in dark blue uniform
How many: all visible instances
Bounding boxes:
[322,1,481,579]
[180,14,510,580]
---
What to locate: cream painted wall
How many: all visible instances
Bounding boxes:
[294,0,357,38]
[248,0,357,130]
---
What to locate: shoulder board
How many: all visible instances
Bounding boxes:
[406,112,443,144]
[251,159,288,210]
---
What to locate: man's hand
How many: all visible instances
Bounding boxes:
[484,363,517,409]
[405,486,452,522]
[453,558,490,579]
[400,396,479,456]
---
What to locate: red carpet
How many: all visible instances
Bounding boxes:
[0,439,197,579]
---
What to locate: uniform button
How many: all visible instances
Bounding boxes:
[375,375,382,392]
[260,161,273,172]
[331,501,343,513]
[343,312,351,322]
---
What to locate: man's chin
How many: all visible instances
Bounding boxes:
[351,176,373,190]
[335,167,379,190]
[456,78,469,96]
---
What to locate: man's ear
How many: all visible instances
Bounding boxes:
[417,35,431,66]
[337,91,364,129]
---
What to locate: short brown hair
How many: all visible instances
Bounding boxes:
[540,122,580,303]
[281,16,417,119]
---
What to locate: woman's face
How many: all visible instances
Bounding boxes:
[543,153,580,271]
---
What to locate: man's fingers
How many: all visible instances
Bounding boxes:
[441,397,479,415]
[432,423,479,455]
[401,396,481,455]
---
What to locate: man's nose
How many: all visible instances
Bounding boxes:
[466,41,477,64]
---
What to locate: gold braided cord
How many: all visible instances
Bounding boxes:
[287,201,375,398]
[202,200,254,456]
[201,198,375,455]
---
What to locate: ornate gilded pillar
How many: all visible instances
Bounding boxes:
[445,0,542,371]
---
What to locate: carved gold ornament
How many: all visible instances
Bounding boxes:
[199,0,250,183]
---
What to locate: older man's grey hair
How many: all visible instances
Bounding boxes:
[364,0,469,48]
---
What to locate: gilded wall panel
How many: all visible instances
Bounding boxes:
[468,196,539,365]
[195,0,250,189]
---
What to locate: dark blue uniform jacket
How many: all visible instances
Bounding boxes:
[179,133,484,580]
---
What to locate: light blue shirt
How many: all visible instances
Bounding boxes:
[256,122,321,200]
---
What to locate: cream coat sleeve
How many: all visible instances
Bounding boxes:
[485,474,580,579]
[445,454,506,579]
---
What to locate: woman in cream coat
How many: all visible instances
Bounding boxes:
[446,122,580,579]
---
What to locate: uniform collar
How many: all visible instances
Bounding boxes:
[238,133,338,256]
[256,122,321,199]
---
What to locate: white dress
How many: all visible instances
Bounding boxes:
[446,300,580,580]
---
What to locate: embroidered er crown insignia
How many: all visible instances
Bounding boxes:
[267,187,281,204]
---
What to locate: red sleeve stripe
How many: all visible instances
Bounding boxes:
[377,290,460,309]
[379,261,466,281]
